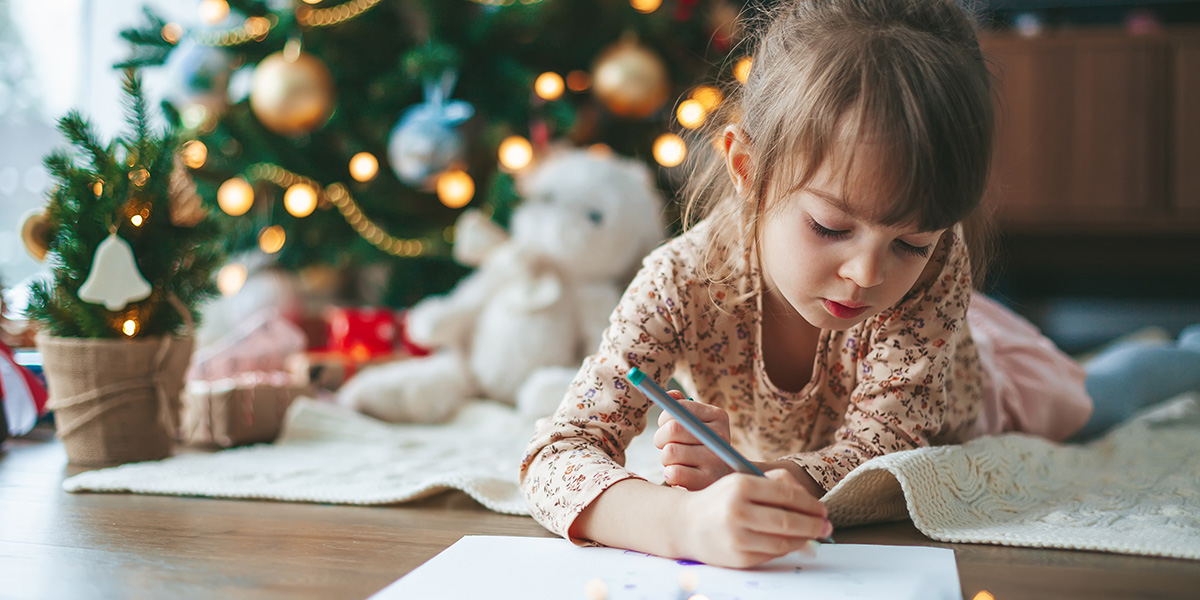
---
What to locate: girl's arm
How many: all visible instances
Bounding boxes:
[570,470,830,569]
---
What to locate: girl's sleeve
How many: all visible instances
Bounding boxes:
[519,249,689,541]
[783,233,983,491]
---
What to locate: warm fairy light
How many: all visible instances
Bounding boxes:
[129,169,150,188]
[588,143,613,157]
[972,592,995,600]
[583,579,607,600]
[161,23,183,44]
[348,152,379,182]
[244,16,270,38]
[216,263,247,296]
[534,72,565,101]
[734,56,753,84]
[122,319,138,337]
[566,70,591,92]
[130,214,144,227]
[498,136,534,170]
[284,183,318,218]
[653,133,686,167]
[217,177,254,216]
[687,595,710,600]
[182,140,208,169]
[198,0,230,25]
[301,0,323,4]
[258,225,286,254]
[676,99,706,129]
[630,0,662,13]
[92,181,103,197]
[690,85,723,111]
[678,568,699,592]
[436,170,474,208]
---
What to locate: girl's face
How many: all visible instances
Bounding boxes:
[757,155,946,331]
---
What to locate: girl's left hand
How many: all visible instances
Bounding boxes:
[653,391,733,491]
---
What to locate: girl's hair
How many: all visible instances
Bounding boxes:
[682,0,995,292]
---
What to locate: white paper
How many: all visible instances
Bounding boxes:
[372,535,960,600]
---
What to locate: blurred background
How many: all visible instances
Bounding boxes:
[2,0,1198,357]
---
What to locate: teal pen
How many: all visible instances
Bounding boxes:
[625,367,835,545]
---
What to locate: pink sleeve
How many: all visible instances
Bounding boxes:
[968,293,1092,441]
[519,249,686,541]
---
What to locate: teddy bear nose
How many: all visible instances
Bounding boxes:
[586,210,603,225]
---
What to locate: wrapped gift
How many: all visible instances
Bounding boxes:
[326,306,409,360]
[179,373,312,448]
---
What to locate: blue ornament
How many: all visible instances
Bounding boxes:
[387,71,474,188]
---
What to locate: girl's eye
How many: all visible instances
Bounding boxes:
[808,218,848,240]
[894,240,932,258]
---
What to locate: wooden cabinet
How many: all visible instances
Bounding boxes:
[980,28,1200,233]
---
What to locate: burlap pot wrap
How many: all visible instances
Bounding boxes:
[37,332,194,466]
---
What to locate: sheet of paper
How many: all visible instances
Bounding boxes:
[372,535,961,600]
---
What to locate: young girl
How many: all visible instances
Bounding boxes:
[519,0,1200,569]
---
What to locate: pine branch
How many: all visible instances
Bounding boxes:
[57,112,114,176]
[121,69,152,166]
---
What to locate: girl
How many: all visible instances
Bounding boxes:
[520,0,1200,569]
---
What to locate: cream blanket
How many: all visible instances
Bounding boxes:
[64,394,1200,560]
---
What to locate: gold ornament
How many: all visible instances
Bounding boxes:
[217,177,255,216]
[250,50,335,136]
[436,170,474,208]
[592,37,669,118]
[20,210,54,261]
[169,156,208,227]
[653,133,686,167]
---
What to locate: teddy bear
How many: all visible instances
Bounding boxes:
[337,149,666,423]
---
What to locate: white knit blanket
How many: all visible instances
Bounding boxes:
[64,394,1200,560]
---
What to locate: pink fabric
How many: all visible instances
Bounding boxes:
[969,294,1093,441]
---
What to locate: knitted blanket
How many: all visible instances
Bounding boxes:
[63,394,1200,560]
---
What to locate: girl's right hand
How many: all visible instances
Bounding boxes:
[675,469,832,569]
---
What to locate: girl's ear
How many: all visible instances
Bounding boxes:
[722,124,754,198]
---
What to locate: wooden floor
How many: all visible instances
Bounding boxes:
[2,429,1199,600]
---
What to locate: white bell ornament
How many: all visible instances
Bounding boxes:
[77,233,153,311]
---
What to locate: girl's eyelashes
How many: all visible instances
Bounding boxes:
[807,218,848,240]
[808,217,933,258]
[894,240,933,258]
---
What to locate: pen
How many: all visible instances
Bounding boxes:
[626,367,835,545]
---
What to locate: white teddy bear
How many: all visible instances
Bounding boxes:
[337,149,665,423]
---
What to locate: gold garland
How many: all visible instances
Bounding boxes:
[246,163,428,257]
[296,0,384,27]
[192,0,383,48]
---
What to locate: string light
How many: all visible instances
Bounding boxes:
[437,170,474,208]
[161,23,183,44]
[217,177,254,216]
[244,16,271,39]
[216,263,248,296]
[92,181,103,197]
[734,56,753,84]
[122,319,138,337]
[690,85,723,111]
[653,133,687,167]
[676,99,706,129]
[348,152,379,182]
[194,15,280,48]
[972,593,995,600]
[258,225,286,254]
[284,183,318,218]
[199,0,230,26]
[566,70,591,92]
[630,0,662,13]
[131,215,144,227]
[498,136,534,170]
[129,169,150,188]
[182,140,208,169]
[534,72,565,101]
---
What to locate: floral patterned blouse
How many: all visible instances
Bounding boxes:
[519,218,983,540]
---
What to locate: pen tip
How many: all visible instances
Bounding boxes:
[627,367,644,385]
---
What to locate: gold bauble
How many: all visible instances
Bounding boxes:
[20,209,54,261]
[592,38,669,118]
[250,50,335,136]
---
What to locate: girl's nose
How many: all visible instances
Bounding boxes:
[838,249,885,289]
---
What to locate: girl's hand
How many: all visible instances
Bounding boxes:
[675,469,831,569]
[654,391,732,490]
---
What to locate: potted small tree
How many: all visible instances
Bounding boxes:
[26,70,224,465]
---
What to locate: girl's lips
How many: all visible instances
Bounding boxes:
[823,299,868,319]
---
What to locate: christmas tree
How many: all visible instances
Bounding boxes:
[119,0,750,306]
[26,70,225,339]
